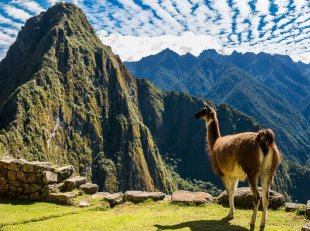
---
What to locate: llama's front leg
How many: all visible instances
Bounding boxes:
[223,176,238,219]
[248,175,260,226]
[260,174,270,227]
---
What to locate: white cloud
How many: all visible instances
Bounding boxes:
[2,5,32,21]
[12,0,44,14]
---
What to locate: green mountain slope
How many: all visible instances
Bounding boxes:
[125,50,310,164]
[0,3,269,195]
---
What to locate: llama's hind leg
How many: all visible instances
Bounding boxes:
[222,176,238,219]
[248,175,260,226]
[260,173,271,227]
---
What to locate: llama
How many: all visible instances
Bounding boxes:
[195,102,281,227]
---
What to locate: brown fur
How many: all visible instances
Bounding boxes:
[195,103,281,226]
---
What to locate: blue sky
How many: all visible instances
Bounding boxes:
[0,0,309,62]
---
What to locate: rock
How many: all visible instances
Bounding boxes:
[18,195,29,200]
[21,162,34,172]
[302,223,310,231]
[124,191,165,203]
[42,171,59,183]
[164,195,172,201]
[26,172,36,183]
[105,193,124,206]
[23,184,42,194]
[7,171,16,181]
[29,192,40,200]
[284,202,305,212]
[56,165,74,180]
[32,161,53,172]
[78,201,91,207]
[91,192,111,199]
[42,184,60,195]
[64,176,87,191]
[47,192,78,205]
[307,200,310,218]
[217,187,285,210]
[79,183,98,194]
[171,190,213,205]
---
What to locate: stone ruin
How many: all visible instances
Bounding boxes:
[0,156,98,204]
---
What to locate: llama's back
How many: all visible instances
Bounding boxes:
[211,130,280,180]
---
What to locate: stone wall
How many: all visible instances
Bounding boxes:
[0,156,93,201]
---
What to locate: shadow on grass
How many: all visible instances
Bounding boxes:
[0,196,35,205]
[155,219,249,231]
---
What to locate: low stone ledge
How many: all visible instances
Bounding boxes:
[47,192,79,205]
[79,183,98,194]
[284,202,305,212]
[217,187,285,210]
[171,190,213,205]
[64,176,87,191]
[302,222,310,231]
[124,191,165,203]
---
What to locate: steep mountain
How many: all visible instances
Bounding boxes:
[125,49,310,164]
[0,3,266,195]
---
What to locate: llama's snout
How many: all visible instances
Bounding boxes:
[195,108,207,119]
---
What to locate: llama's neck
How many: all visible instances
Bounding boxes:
[206,118,221,150]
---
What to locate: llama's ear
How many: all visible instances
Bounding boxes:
[204,101,212,110]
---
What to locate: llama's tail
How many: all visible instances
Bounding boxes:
[256,128,275,156]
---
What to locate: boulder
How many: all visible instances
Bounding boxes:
[63,176,87,191]
[171,190,213,205]
[284,202,305,212]
[307,200,310,218]
[56,165,74,180]
[47,192,78,205]
[42,171,59,184]
[91,192,111,199]
[302,223,310,231]
[217,187,285,210]
[79,183,98,194]
[124,191,165,203]
[105,193,124,206]
[78,201,91,207]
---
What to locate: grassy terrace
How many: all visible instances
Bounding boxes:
[0,196,307,231]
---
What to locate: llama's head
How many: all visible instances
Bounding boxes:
[195,102,216,123]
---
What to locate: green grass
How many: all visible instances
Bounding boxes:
[0,197,307,231]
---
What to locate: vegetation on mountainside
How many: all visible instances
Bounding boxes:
[0,197,307,231]
[0,3,273,197]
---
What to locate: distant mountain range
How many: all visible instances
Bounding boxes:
[0,3,267,196]
[125,49,310,165]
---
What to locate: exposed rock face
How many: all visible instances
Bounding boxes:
[171,190,213,205]
[217,187,285,210]
[284,202,305,212]
[124,191,165,203]
[0,3,263,195]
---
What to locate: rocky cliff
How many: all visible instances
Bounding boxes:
[0,3,284,195]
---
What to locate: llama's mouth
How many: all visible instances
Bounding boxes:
[194,112,201,119]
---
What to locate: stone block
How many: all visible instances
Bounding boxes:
[64,176,87,191]
[42,171,59,184]
[30,192,41,200]
[26,173,37,183]
[16,171,27,182]
[284,202,305,212]
[124,191,165,203]
[23,184,42,194]
[22,162,34,172]
[8,171,16,181]
[56,165,74,180]
[171,190,213,205]
[47,192,78,205]
[79,183,98,194]
[42,184,60,195]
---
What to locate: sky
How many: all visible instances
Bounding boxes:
[0,0,309,63]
